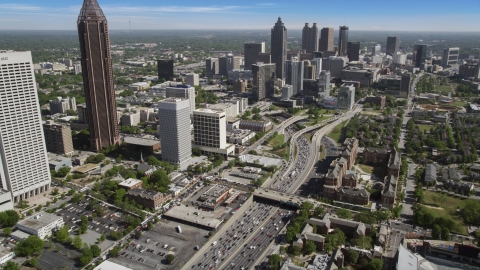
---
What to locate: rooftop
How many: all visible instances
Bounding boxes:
[164,205,223,229]
[123,137,160,147]
[73,163,100,174]
[203,184,231,198]
[18,212,62,231]
[93,260,133,270]
[127,188,164,200]
[119,178,142,188]
[238,154,282,167]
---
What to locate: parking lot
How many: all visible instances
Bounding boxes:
[221,167,259,185]
[56,198,129,238]
[38,242,81,270]
[111,220,210,270]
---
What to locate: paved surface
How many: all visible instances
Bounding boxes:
[401,163,418,217]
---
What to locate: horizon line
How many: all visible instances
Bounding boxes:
[1,29,480,33]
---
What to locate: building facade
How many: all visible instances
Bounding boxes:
[413,44,427,69]
[165,85,195,115]
[158,98,192,165]
[17,212,65,239]
[193,109,235,157]
[442,47,460,68]
[186,73,199,86]
[43,121,74,156]
[77,0,120,151]
[157,59,174,81]
[338,26,349,57]
[0,51,51,202]
[252,63,276,101]
[271,17,287,80]
[126,189,171,210]
[302,23,319,54]
[206,58,219,77]
[347,42,360,61]
[285,58,304,95]
[244,42,265,71]
[319,28,334,52]
[337,84,355,110]
[49,96,76,114]
[386,36,399,56]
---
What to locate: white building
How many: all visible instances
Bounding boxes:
[121,112,141,126]
[93,260,133,270]
[165,85,196,115]
[208,103,239,118]
[129,82,150,91]
[158,98,192,165]
[49,96,76,114]
[0,246,15,265]
[227,129,256,145]
[17,211,64,239]
[0,51,51,202]
[0,190,13,212]
[285,58,304,95]
[337,83,355,110]
[282,84,293,99]
[312,58,323,79]
[193,108,235,157]
[186,73,199,86]
[393,52,406,65]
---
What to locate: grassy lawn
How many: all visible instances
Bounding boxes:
[327,120,348,143]
[358,164,374,174]
[421,190,472,234]
[417,124,434,132]
[304,133,312,142]
[270,145,290,160]
[452,100,468,107]
[436,84,452,95]
[320,149,326,160]
[305,115,333,126]
[268,134,285,148]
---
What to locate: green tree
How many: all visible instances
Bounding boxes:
[0,210,20,227]
[268,254,281,270]
[4,261,19,270]
[24,258,37,267]
[14,235,45,256]
[304,240,316,255]
[114,189,126,201]
[55,226,70,242]
[313,206,324,217]
[3,227,12,237]
[300,201,315,212]
[350,236,373,249]
[80,245,93,266]
[344,249,359,265]
[166,254,175,264]
[291,246,301,256]
[367,258,383,270]
[109,246,122,257]
[336,208,351,219]
[98,233,106,243]
[73,236,83,249]
[147,221,153,230]
[441,228,451,241]
[279,246,286,255]
[432,224,441,240]
[90,244,101,257]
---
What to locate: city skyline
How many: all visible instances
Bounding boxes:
[0,1,479,31]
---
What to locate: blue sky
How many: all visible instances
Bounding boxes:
[0,0,479,31]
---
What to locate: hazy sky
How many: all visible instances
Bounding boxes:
[0,0,479,31]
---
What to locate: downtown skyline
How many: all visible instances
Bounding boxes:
[0,0,479,31]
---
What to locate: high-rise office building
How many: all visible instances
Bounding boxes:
[206,58,219,77]
[43,121,74,156]
[77,104,88,123]
[312,58,322,79]
[49,96,76,114]
[285,59,304,95]
[302,23,319,54]
[77,0,120,151]
[413,44,427,69]
[244,42,265,70]
[157,59,174,81]
[347,42,360,61]
[400,72,411,96]
[157,98,191,165]
[0,51,51,202]
[256,53,271,64]
[371,44,381,56]
[442,47,460,68]
[165,85,196,115]
[338,26,349,57]
[282,85,293,99]
[303,61,316,80]
[386,37,399,56]
[319,28,334,52]
[252,63,276,101]
[337,83,355,110]
[318,71,331,99]
[271,17,287,80]
[193,109,235,157]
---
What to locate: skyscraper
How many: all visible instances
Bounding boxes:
[338,26,349,57]
[0,51,51,202]
[158,98,191,165]
[285,59,304,95]
[206,58,219,77]
[413,44,427,69]
[386,37,399,56]
[442,47,460,68]
[157,59,174,81]
[271,17,287,80]
[371,44,381,56]
[165,85,196,115]
[244,42,265,70]
[43,121,74,156]
[302,23,319,54]
[347,42,360,61]
[252,63,276,101]
[193,109,235,157]
[77,0,119,151]
[319,28,334,52]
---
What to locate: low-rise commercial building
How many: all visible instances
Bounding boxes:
[123,137,160,155]
[227,129,256,145]
[0,190,13,212]
[198,184,232,210]
[118,178,143,191]
[17,212,65,239]
[239,119,272,132]
[126,189,171,210]
[364,95,386,108]
[47,153,72,172]
[0,246,15,265]
[43,121,74,156]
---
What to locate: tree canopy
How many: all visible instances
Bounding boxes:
[14,236,45,256]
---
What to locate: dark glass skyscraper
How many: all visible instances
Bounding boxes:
[77,0,119,151]
[413,44,427,68]
[302,23,319,54]
[271,17,287,79]
[157,59,174,81]
[338,26,349,57]
[347,41,360,61]
[386,36,399,56]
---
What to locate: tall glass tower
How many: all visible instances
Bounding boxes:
[271,17,287,80]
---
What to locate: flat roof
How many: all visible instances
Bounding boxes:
[10,230,30,240]
[164,205,223,229]
[18,212,62,231]
[73,163,100,174]
[93,260,133,270]
[238,154,282,167]
[123,137,160,147]
[203,184,231,198]
[119,178,142,188]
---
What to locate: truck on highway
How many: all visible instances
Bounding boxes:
[177,225,182,233]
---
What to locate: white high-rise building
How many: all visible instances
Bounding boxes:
[193,108,235,157]
[158,98,191,165]
[312,58,323,79]
[0,51,51,202]
[285,58,304,95]
[165,85,196,115]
